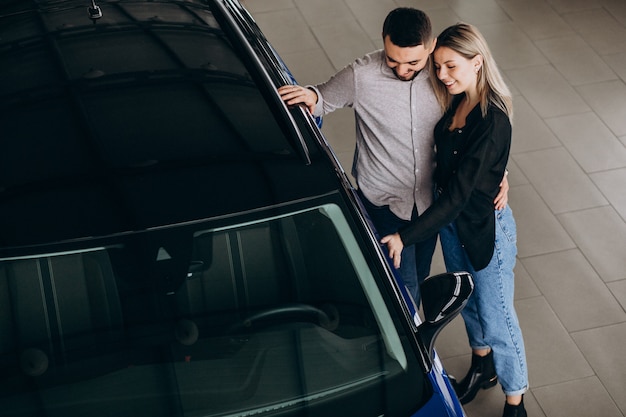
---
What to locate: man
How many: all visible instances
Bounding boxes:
[279,8,508,305]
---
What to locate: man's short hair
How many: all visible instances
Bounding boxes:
[382,8,432,47]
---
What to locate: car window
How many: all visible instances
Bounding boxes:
[0,202,431,417]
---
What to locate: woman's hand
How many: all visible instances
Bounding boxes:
[381,233,404,269]
[494,173,509,210]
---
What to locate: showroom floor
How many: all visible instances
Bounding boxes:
[242,1,626,416]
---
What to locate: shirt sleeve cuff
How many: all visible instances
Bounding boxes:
[306,85,324,118]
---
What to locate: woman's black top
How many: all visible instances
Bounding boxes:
[399,95,512,270]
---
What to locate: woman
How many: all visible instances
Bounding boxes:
[381,23,528,417]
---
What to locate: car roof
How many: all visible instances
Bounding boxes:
[0,0,340,250]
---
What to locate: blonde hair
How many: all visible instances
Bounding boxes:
[430,23,513,121]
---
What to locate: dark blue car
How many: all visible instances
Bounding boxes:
[0,1,471,416]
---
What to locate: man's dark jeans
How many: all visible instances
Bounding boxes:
[357,190,437,306]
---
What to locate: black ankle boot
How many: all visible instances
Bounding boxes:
[503,396,527,417]
[453,350,498,404]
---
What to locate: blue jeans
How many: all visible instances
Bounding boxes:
[439,205,528,396]
[357,190,437,306]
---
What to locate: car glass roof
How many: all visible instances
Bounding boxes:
[0,1,337,249]
[1,0,296,163]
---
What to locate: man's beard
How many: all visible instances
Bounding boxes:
[393,68,419,81]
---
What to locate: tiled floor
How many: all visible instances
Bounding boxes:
[241,1,626,416]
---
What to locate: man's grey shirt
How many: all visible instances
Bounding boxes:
[310,50,442,220]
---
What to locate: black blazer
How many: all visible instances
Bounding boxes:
[399,96,511,270]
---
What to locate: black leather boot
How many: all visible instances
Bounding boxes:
[453,350,498,404]
[503,396,527,417]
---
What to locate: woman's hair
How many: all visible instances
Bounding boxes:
[430,23,513,120]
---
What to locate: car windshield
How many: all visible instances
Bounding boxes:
[0,197,431,417]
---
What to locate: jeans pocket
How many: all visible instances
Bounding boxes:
[496,207,517,244]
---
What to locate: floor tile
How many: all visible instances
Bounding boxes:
[479,22,548,70]
[240,0,294,13]
[333,150,356,185]
[448,0,510,25]
[429,247,447,283]
[604,52,626,83]
[591,168,626,221]
[320,109,356,154]
[521,249,626,332]
[250,8,318,54]
[435,315,470,360]
[422,7,462,34]
[608,279,626,312]
[507,65,590,118]
[310,19,377,70]
[558,206,626,282]
[463,387,545,417]
[508,184,576,258]
[510,96,561,155]
[577,80,626,137]
[545,112,626,173]
[535,34,618,86]
[394,0,450,11]
[563,8,626,55]
[506,159,529,187]
[591,30,626,57]
[516,296,595,387]
[545,0,603,14]
[603,0,626,26]
[572,323,626,415]
[533,376,624,417]
[343,0,397,40]
[280,49,336,87]
[513,147,607,214]
[506,74,520,95]
[315,111,356,185]
[514,259,542,300]
[292,0,353,26]
[560,5,621,34]
[497,0,575,40]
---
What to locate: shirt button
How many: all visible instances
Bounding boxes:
[453,150,458,155]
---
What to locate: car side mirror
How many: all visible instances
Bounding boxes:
[417,271,474,362]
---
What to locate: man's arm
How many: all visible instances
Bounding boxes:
[279,57,360,117]
[278,85,318,114]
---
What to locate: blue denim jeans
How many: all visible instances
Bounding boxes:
[439,205,528,396]
[357,190,437,306]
